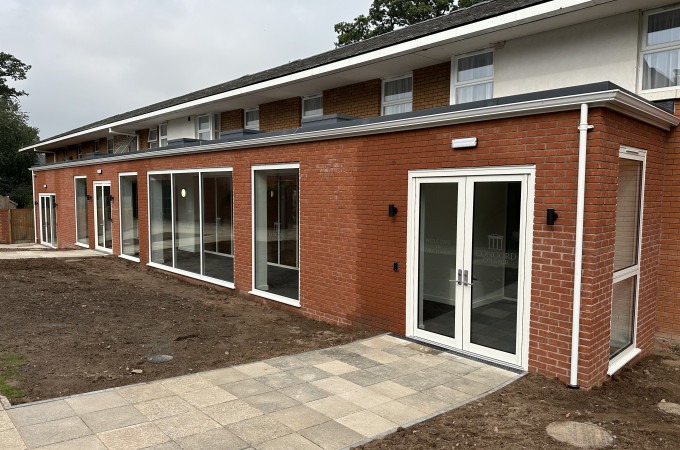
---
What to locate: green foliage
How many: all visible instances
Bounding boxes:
[0,52,31,99]
[335,0,486,46]
[0,52,38,208]
[0,351,23,400]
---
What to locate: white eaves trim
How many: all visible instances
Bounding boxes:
[31,89,679,172]
[22,0,603,153]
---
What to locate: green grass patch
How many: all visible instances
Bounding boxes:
[0,351,24,400]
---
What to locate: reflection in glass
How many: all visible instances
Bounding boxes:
[120,175,139,258]
[614,159,642,271]
[417,183,458,338]
[75,178,88,245]
[202,172,233,282]
[470,181,521,355]
[149,174,173,265]
[174,173,201,273]
[610,277,636,358]
[254,169,299,300]
[96,185,112,249]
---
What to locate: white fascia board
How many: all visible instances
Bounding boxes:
[22,0,603,153]
[31,89,678,172]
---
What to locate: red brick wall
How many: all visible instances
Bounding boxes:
[324,79,381,118]
[260,98,301,132]
[137,129,150,150]
[0,209,9,244]
[221,109,244,131]
[32,107,668,387]
[413,62,450,110]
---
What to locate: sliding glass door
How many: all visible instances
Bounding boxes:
[74,177,88,246]
[39,194,57,247]
[94,181,112,252]
[119,173,139,259]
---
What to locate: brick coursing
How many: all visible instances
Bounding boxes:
[260,98,301,132]
[221,109,244,131]
[413,62,451,110]
[324,79,381,118]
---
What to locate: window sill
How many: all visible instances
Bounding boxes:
[249,289,300,308]
[74,242,89,249]
[608,347,641,376]
[119,254,140,263]
[147,262,235,289]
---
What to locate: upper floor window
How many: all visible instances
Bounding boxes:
[642,7,680,90]
[107,137,114,154]
[159,123,168,147]
[197,115,211,140]
[148,127,159,148]
[452,50,494,104]
[245,108,260,130]
[382,75,412,115]
[302,95,323,118]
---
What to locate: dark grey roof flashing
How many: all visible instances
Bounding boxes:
[41,0,549,144]
[39,81,657,169]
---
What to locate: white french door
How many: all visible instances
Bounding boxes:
[407,167,534,368]
[39,194,57,247]
[93,181,113,252]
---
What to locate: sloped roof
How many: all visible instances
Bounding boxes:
[42,0,548,143]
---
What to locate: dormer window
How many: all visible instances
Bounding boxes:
[382,75,412,115]
[148,128,158,148]
[302,95,323,118]
[642,7,680,90]
[452,49,494,104]
[245,108,260,130]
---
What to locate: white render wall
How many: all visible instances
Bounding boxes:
[167,116,196,141]
[494,12,640,98]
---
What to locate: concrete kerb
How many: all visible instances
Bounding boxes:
[0,394,10,410]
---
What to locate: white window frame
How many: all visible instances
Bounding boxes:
[73,176,89,248]
[119,172,140,263]
[159,123,168,147]
[608,146,646,375]
[245,108,260,130]
[146,167,235,289]
[148,128,158,148]
[639,5,680,93]
[302,94,323,118]
[107,137,114,154]
[77,144,83,160]
[197,114,212,140]
[450,48,494,105]
[250,162,300,308]
[213,113,221,139]
[381,74,413,116]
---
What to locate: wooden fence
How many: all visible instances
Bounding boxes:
[0,209,34,244]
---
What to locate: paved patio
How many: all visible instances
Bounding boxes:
[0,334,522,449]
[0,244,107,259]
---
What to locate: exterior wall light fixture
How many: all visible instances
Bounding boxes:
[97,169,103,174]
[452,137,477,149]
[547,208,559,225]
[388,204,398,217]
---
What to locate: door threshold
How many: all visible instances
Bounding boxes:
[397,333,525,374]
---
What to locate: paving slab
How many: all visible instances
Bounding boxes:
[1,334,522,450]
[546,421,613,448]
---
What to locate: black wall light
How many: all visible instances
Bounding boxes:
[388,204,398,217]
[547,208,559,225]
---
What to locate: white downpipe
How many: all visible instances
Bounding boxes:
[570,103,593,388]
[31,169,37,244]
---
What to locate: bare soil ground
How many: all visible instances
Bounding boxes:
[0,256,375,404]
[357,351,680,449]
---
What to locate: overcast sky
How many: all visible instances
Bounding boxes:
[0,0,371,139]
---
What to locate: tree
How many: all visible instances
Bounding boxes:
[335,0,486,47]
[0,53,38,208]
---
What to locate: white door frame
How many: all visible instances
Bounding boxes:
[406,165,535,369]
[39,193,57,247]
[93,181,113,253]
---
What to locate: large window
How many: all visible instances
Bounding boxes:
[642,7,680,90]
[149,169,234,285]
[452,50,494,104]
[253,164,299,305]
[119,173,139,260]
[610,149,645,371]
[74,177,88,247]
[382,75,412,115]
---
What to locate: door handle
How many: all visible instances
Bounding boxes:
[463,269,474,286]
[457,269,463,285]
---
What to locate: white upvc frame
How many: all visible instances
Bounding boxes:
[244,108,260,130]
[146,167,235,289]
[381,73,413,116]
[450,48,494,105]
[250,162,301,308]
[93,180,113,254]
[148,127,158,147]
[118,172,139,263]
[73,176,89,248]
[608,146,646,375]
[39,193,57,248]
[406,165,535,370]
[159,123,168,147]
[197,114,212,140]
[639,4,680,94]
[107,136,114,154]
[302,94,323,118]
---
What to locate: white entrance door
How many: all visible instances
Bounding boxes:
[39,194,57,247]
[407,167,534,368]
[94,181,113,252]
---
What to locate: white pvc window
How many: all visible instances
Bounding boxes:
[197,115,211,140]
[119,173,139,261]
[382,75,412,115]
[452,50,494,104]
[302,95,323,118]
[74,177,89,247]
[159,123,168,147]
[213,113,221,139]
[148,128,158,148]
[609,148,646,373]
[107,137,114,154]
[642,6,680,91]
[245,108,260,130]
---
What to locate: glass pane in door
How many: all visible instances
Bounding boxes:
[469,181,521,354]
[103,186,112,249]
[96,187,105,248]
[417,183,458,338]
